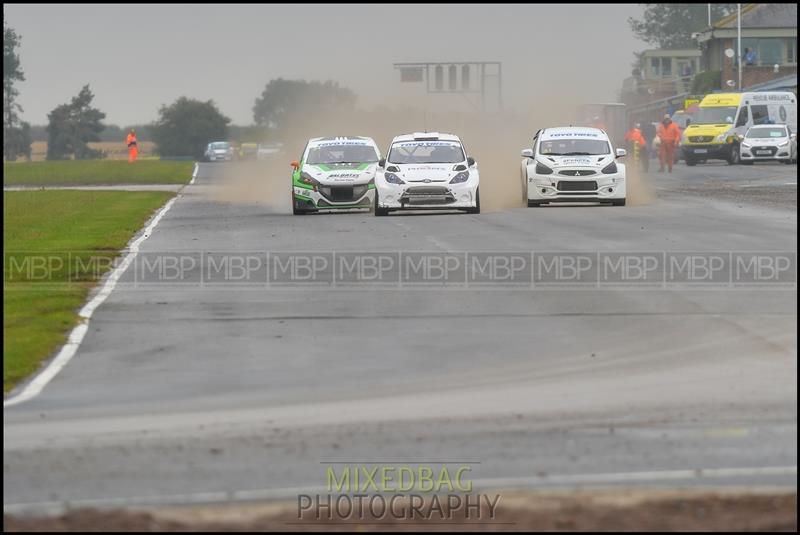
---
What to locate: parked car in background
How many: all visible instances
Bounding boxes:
[204,141,234,162]
[739,124,797,164]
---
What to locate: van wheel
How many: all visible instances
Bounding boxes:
[685,156,697,166]
[727,146,740,165]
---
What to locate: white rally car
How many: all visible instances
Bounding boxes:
[374,132,480,216]
[291,137,380,215]
[521,127,627,207]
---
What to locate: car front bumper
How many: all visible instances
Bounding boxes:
[681,144,733,160]
[376,181,479,210]
[293,186,374,210]
[527,174,625,202]
[740,145,792,161]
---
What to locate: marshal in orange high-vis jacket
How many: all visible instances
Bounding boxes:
[126,129,138,163]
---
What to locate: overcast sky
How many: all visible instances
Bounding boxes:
[5,3,645,126]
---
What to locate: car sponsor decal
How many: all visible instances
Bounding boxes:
[394,141,461,147]
[557,158,594,166]
[312,140,374,147]
[543,132,600,139]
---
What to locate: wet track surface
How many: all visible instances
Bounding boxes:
[4,160,797,512]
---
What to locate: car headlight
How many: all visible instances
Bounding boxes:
[384,172,405,185]
[741,142,751,148]
[535,161,553,175]
[300,172,320,189]
[601,161,618,174]
[449,171,469,184]
[778,140,789,147]
[716,133,732,143]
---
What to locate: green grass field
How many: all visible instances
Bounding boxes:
[3,159,194,186]
[4,190,174,392]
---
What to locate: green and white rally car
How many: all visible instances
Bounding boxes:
[291,137,381,215]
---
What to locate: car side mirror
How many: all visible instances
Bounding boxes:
[290,160,299,170]
[467,157,476,167]
[378,158,386,168]
[521,149,534,158]
[791,134,797,141]
[615,148,627,158]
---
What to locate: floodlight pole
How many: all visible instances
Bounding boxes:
[737,3,742,91]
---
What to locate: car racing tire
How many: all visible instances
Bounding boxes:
[741,160,754,165]
[374,190,389,217]
[292,195,316,215]
[465,188,481,214]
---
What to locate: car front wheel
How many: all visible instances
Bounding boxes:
[465,188,481,214]
[374,190,389,216]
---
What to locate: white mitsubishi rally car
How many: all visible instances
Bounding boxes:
[374,132,480,216]
[521,127,627,207]
[291,136,380,215]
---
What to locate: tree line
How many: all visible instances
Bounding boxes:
[4,22,357,161]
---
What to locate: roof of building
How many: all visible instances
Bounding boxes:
[714,3,797,29]
[642,49,702,58]
[745,74,798,92]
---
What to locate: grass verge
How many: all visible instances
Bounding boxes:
[3,159,193,186]
[3,190,174,392]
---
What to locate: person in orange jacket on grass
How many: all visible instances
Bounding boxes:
[656,114,681,173]
[126,128,138,163]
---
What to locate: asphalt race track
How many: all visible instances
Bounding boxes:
[4,160,797,513]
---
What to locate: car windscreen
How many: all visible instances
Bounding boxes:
[306,144,379,164]
[388,141,465,164]
[538,138,610,156]
[692,106,738,125]
[746,127,787,138]
[210,143,230,150]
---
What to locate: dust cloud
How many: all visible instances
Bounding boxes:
[624,161,656,206]
[206,89,654,212]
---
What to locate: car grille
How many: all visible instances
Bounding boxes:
[557,180,598,191]
[751,146,778,156]
[558,169,596,176]
[400,186,455,205]
[689,136,713,143]
[318,185,369,202]
[405,186,449,195]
